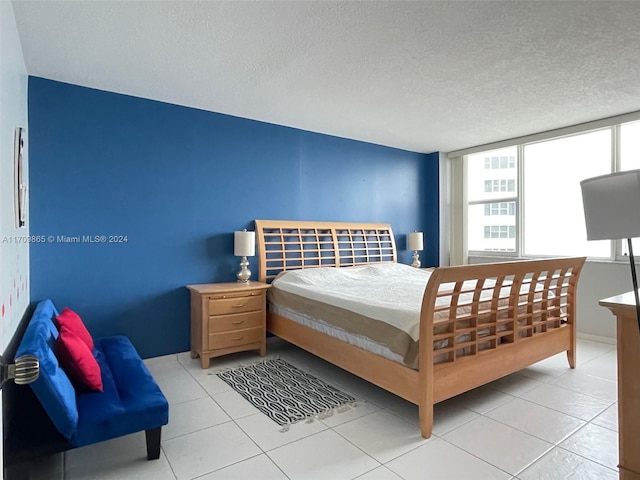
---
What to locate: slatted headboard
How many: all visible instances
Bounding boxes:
[255,220,397,283]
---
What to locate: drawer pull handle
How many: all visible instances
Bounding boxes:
[232,320,245,325]
[232,304,245,308]
[231,336,243,341]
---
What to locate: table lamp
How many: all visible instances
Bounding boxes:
[581,169,640,330]
[407,231,424,268]
[234,229,255,283]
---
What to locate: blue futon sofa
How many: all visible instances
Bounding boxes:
[14,299,169,459]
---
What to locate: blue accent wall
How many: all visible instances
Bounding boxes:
[28,77,439,358]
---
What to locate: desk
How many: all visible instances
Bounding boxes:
[600,292,640,480]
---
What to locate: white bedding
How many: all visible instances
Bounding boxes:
[271,263,430,341]
[271,263,536,342]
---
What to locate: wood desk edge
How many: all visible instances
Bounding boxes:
[599,290,639,313]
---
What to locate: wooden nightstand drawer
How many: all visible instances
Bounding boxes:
[209,311,263,333]
[188,281,270,368]
[208,294,263,316]
[209,327,263,350]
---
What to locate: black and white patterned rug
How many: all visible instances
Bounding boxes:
[217,358,356,428]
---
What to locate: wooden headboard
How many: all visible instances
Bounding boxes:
[255,220,397,283]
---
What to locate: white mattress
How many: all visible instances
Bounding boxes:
[271,263,538,342]
[270,263,559,368]
[269,302,406,364]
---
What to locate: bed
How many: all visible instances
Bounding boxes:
[255,219,586,438]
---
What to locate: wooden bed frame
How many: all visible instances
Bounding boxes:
[255,219,586,438]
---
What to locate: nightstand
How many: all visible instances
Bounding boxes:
[186,282,270,369]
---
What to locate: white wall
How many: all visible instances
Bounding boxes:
[1,0,30,472]
[577,261,630,340]
[1,0,30,349]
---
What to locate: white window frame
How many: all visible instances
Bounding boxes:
[448,111,640,263]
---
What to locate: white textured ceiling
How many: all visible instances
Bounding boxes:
[10,1,640,153]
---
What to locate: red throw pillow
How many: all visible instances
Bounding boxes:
[56,326,103,392]
[56,307,94,350]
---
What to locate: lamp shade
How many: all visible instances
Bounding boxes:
[581,169,640,241]
[234,230,255,257]
[407,232,424,251]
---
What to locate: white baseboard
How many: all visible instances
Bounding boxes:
[577,332,616,345]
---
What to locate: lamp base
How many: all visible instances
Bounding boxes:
[236,256,251,283]
[411,251,421,268]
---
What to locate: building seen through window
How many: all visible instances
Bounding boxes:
[465,119,640,258]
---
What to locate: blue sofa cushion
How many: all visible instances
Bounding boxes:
[72,336,169,447]
[74,348,125,424]
[16,299,79,440]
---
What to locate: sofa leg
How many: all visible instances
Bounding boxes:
[145,427,162,460]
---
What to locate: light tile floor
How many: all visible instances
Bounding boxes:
[30,337,619,480]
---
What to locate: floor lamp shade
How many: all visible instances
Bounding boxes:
[234,230,255,257]
[581,169,640,241]
[581,169,640,333]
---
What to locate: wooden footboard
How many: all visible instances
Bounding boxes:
[255,219,586,438]
[417,257,585,436]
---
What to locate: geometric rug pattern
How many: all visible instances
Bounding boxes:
[217,358,356,427]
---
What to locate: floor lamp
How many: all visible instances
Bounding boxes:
[581,169,640,332]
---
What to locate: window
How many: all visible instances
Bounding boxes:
[468,147,517,252]
[465,119,640,259]
[620,121,640,171]
[483,226,516,239]
[523,129,610,257]
[620,121,640,256]
[484,155,516,169]
[484,179,516,192]
[484,202,516,216]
